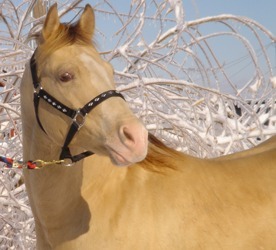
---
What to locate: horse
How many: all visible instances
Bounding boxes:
[20,4,276,250]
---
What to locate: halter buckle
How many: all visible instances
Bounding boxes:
[73,109,86,129]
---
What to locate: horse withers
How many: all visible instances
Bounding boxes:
[20,4,276,250]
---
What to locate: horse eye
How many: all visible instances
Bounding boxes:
[59,72,74,82]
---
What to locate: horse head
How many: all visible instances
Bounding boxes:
[21,4,148,166]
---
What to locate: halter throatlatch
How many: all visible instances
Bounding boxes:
[30,52,125,166]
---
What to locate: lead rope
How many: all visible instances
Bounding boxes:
[0,156,65,169]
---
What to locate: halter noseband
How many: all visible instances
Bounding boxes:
[30,52,125,166]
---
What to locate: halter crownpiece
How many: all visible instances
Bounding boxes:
[30,52,125,166]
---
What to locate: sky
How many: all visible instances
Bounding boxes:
[182,0,276,82]
[188,0,275,35]
[185,0,276,88]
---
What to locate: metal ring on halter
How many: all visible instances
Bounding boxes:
[34,86,43,94]
[62,158,75,167]
[73,109,86,129]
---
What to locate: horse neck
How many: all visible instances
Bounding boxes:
[20,61,59,161]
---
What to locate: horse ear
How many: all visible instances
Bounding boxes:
[77,4,95,39]
[42,3,60,41]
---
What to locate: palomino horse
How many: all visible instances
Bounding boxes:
[21,4,276,250]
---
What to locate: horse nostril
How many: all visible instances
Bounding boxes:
[121,126,136,144]
[119,121,148,151]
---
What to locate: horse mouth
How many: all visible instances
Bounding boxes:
[107,147,132,166]
[105,145,147,167]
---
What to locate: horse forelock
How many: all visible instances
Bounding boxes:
[36,22,94,65]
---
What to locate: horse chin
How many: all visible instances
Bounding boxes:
[106,145,148,167]
[109,154,132,167]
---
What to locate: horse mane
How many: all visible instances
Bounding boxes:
[36,21,94,64]
[139,134,186,173]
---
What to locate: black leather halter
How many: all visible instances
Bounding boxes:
[30,52,125,165]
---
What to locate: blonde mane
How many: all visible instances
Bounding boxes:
[139,134,185,172]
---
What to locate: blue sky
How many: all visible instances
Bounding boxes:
[188,0,275,34]
[183,0,276,85]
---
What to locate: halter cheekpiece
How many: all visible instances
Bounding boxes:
[30,51,125,166]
